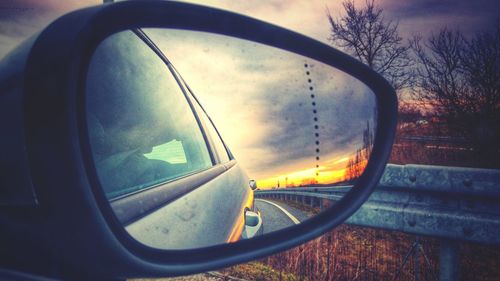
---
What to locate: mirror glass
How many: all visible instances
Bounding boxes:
[85,28,377,250]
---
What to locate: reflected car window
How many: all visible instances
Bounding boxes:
[85,30,212,199]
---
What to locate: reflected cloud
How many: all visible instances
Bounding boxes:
[146,29,377,186]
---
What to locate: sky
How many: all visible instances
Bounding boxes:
[1,0,498,58]
[1,0,498,188]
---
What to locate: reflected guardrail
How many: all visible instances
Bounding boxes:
[254,164,500,281]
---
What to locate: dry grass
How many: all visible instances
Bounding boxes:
[224,225,500,281]
[254,225,439,281]
[222,262,301,281]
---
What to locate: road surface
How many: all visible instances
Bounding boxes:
[254,199,311,234]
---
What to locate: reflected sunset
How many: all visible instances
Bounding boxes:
[256,152,369,189]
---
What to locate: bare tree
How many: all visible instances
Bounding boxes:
[345,121,374,181]
[461,23,500,120]
[327,0,412,93]
[411,24,500,165]
[410,29,468,121]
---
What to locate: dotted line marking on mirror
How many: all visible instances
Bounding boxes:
[304,63,320,179]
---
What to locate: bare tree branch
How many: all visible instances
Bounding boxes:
[327,0,412,93]
[410,25,500,162]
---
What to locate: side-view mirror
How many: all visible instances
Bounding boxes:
[242,209,263,239]
[0,1,396,279]
[249,180,257,191]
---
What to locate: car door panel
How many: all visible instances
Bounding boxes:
[125,162,251,249]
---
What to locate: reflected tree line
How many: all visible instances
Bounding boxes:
[344,121,374,181]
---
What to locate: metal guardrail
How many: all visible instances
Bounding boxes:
[255,164,500,281]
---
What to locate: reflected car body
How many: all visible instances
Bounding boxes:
[95,29,262,248]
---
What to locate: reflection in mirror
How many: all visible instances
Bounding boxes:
[85,28,377,250]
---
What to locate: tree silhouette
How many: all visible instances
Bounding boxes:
[327,0,412,94]
[411,24,500,165]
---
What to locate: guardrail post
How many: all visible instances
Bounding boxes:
[319,199,324,211]
[439,239,459,281]
[310,197,315,208]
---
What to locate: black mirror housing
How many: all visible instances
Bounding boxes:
[0,1,397,279]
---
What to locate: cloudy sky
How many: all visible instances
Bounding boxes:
[1,0,498,187]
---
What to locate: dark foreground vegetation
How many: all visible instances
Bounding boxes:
[221,224,500,281]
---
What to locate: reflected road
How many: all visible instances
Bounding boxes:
[254,199,311,234]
